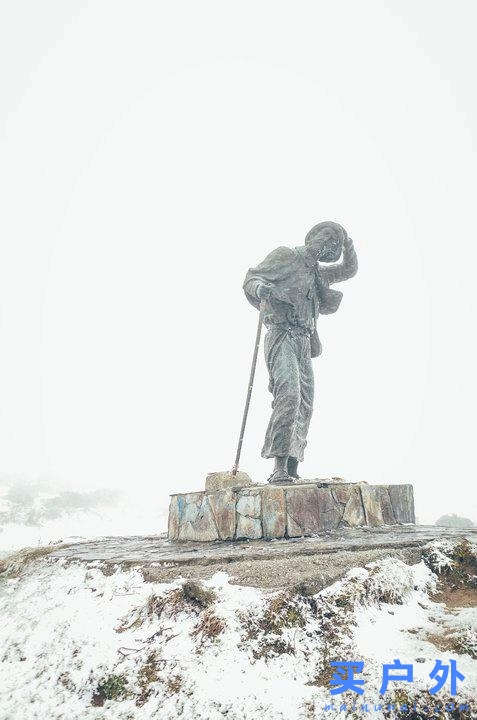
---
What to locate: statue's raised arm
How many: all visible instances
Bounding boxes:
[317,233,358,286]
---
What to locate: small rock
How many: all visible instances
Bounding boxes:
[205,471,252,491]
[415,657,426,663]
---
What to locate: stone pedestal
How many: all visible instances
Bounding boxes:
[167,481,415,542]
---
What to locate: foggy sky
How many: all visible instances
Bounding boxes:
[0,1,476,525]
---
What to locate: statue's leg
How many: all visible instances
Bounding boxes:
[262,330,301,482]
[293,336,315,473]
[287,457,300,479]
[272,455,289,479]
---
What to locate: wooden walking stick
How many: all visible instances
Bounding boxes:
[232,302,265,476]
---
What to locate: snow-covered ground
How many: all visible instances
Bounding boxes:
[0,540,475,720]
[0,479,167,556]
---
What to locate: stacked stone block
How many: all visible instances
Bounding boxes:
[168,481,415,542]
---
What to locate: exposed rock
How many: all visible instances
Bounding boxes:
[360,484,385,527]
[205,471,252,491]
[305,477,348,487]
[208,489,236,540]
[236,515,262,539]
[389,484,415,524]
[286,485,342,535]
[286,485,318,535]
[331,484,353,506]
[177,494,219,542]
[341,485,366,527]
[376,486,397,525]
[168,495,180,540]
[261,486,286,539]
[168,481,415,542]
[287,512,303,538]
[236,489,261,518]
[52,526,476,574]
[236,488,262,540]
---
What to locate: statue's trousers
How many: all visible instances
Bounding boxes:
[262,326,314,461]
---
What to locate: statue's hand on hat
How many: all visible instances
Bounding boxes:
[256,282,275,300]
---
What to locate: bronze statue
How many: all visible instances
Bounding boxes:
[243,222,357,483]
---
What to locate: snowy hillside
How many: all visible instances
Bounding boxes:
[0,538,475,719]
[0,479,167,555]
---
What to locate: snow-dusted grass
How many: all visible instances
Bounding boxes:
[0,542,475,720]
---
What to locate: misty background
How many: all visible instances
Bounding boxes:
[1,1,476,551]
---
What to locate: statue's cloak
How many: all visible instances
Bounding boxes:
[243,246,343,315]
[243,246,343,359]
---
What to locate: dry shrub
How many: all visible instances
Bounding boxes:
[136,652,163,706]
[326,559,426,611]
[166,674,183,695]
[181,581,216,609]
[57,672,75,692]
[117,580,216,632]
[240,591,312,660]
[259,592,307,633]
[427,628,477,659]
[241,591,306,641]
[0,546,57,578]
[425,540,477,625]
[191,610,225,644]
[452,539,477,566]
[163,581,216,618]
[307,589,358,689]
[252,637,294,659]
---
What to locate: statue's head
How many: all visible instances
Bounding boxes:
[305,221,347,262]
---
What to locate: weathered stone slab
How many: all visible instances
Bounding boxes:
[286,485,343,535]
[331,484,352,506]
[360,484,385,527]
[205,471,252,491]
[287,512,303,538]
[341,485,366,527]
[53,526,477,568]
[262,486,286,539]
[177,493,219,542]
[375,486,397,525]
[236,488,262,540]
[236,514,262,539]
[236,489,261,518]
[208,489,236,540]
[286,485,317,536]
[168,495,180,539]
[168,481,415,542]
[389,484,415,524]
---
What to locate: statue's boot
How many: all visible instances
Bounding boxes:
[268,468,293,484]
[287,457,300,480]
[268,456,293,484]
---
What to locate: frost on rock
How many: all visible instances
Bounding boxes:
[0,541,475,720]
